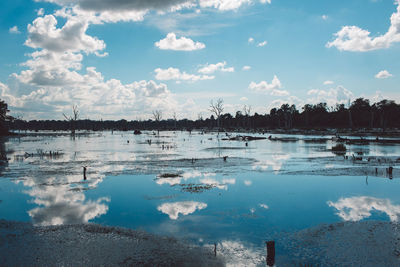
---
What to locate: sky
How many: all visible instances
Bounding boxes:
[0,0,400,120]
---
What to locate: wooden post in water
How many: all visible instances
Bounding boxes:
[83,166,87,180]
[388,166,393,179]
[214,243,217,257]
[266,241,275,267]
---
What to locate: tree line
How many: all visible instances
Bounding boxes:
[2,97,400,134]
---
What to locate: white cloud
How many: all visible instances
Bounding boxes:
[321,14,328,20]
[38,0,195,13]
[37,8,45,16]
[375,70,393,79]
[248,37,254,43]
[307,85,353,106]
[155,67,214,82]
[198,61,234,74]
[249,75,289,96]
[157,201,207,220]
[371,90,384,103]
[9,26,20,34]
[242,65,251,71]
[323,80,334,85]
[39,0,269,13]
[155,32,205,51]
[240,96,248,101]
[25,15,106,54]
[328,196,400,222]
[257,40,267,47]
[199,0,252,11]
[327,1,400,51]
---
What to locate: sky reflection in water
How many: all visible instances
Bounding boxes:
[1,131,400,249]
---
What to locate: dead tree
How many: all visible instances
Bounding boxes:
[209,99,224,130]
[172,112,177,129]
[152,110,162,134]
[63,105,79,135]
[243,105,252,128]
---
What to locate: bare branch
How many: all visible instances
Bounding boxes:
[209,98,224,118]
[152,110,162,122]
[243,105,252,116]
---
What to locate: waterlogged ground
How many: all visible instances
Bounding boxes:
[1,130,400,265]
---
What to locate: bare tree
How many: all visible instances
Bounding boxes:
[243,105,252,116]
[243,105,252,128]
[172,112,177,129]
[152,110,162,134]
[152,110,162,122]
[209,98,224,129]
[63,105,79,135]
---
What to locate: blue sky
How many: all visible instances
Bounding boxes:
[1,0,399,120]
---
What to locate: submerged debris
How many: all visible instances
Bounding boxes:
[332,143,347,153]
[222,135,266,141]
[157,173,182,178]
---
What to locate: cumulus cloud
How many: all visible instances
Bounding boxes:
[157,201,207,220]
[307,85,353,106]
[240,96,248,101]
[155,32,205,51]
[248,75,289,96]
[257,40,267,47]
[328,196,400,222]
[321,14,328,20]
[10,65,177,119]
[375,70,393,79]
[0,7,181,119]
[25,15,106,54]
[327,1,400,51]
[242,65,251,71]
[155,67,214,82]
[9,26,21,34]
[248,37,254,43]
[198,61,234,74]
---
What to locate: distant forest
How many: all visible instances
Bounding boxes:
[2,97,400,134]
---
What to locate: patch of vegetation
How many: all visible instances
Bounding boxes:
[178,183,216,193]
[332,143,347,152]
[157,173,182,178]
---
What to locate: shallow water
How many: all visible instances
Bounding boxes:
[1,130,400,260]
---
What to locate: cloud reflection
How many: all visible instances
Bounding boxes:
[17,173,110,226]
[157,201,207,220]
[328,196,400,222]
[252,154,290,171]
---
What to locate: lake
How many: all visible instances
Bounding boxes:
[1,130,399,263]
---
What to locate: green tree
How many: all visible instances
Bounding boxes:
[0,99,11,135]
